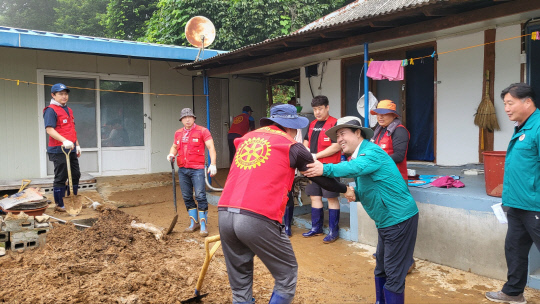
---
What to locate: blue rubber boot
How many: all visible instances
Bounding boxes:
[323,209,340,243]
[184,208,200,233]
[302,207,324,237]
[268,291,293,304]
[375,277,386,304]
[199,210,209,237]
[53,186,66,208]
[283,205,294,237]
[383,286,404,304]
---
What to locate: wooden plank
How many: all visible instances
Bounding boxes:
[479,29,496,162]
[0,173,96,191]
[206,0,540,76]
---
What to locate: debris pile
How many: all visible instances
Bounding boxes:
[0,207,234,304]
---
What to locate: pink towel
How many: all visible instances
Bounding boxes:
[367,61,384,80]
[379,60,404,81]
[430,176,465,188]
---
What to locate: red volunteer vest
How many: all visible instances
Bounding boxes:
[219,126,296,223]
[307,117,341,164]
[374,125,409,180]
[175,125,206,168]
[43,105,77,147]
[228,113,250,136]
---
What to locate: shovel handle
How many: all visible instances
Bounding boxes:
[61,146,74,195]
[171,158,177,213]
[195,235,221,294]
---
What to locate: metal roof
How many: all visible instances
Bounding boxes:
[297,0,435,33]
[0,26,227,62]
[177,0,511,72]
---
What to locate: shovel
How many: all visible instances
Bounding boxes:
[181,235,221,304]
[61,147,82,216]
[165,159,178,235]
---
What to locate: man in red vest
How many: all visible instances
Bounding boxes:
[302,95,343,243]
[167,108,217,237]
[228,106,255,164]
[218,104,349,304]
[370,100,410,181]
[43,83,81,213]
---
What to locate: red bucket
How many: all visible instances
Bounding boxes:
[482,151,506,197]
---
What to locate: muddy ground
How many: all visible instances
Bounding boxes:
[1,171,539,304]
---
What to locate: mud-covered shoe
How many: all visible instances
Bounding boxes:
[184,209,200,233]
[485,291,526,304]
[54,206,66,213]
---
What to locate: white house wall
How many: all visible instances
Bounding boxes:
[0,47,40,180]
[149,61,195,174]
[436,31,485,165]
[299,59,341,117]
[494,24,522,151]
[0,47,266,180]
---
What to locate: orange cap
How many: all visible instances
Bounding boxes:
[370,99,399,116]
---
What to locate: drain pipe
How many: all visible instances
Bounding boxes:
[205,166,223,191]
[44,213,92,228]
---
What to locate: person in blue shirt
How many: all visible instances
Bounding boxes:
[303,116,418,304]
[486,83,540,304]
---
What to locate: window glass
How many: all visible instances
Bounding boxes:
[100,81,144,147]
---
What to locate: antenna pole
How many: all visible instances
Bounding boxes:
[203,70,212,184]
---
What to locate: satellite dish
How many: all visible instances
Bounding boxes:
[357,91,378,127]
[185,16,216,61]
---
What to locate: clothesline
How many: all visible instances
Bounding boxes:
[367,31,540,67]
[0,77,208,97]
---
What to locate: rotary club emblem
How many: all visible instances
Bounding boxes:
[234,137,271,170]
[233,116,244,124]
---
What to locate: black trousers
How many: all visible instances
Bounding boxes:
[48,152,81,188]
[228,133,241,165]
[502,207,540,296]
[374,213,419,294]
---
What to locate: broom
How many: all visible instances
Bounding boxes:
[474,71,500,149]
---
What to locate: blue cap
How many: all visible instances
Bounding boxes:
[242,106,254,112]
[51,83,70,94]
[260,104,309,129]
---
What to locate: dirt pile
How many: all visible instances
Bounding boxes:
[0,208,234,304]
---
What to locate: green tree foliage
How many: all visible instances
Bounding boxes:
[102,0,158,40]
[145,0,354,50]
[0,0,58,31]
[53,0,109,37]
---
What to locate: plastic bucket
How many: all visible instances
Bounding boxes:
[482,151,506,197]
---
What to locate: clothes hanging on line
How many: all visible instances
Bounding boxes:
[367,60,404,81]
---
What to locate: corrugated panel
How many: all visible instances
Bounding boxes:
[298,0,436,32]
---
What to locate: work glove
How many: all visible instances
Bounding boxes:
[167,153,175,162]
[208,164,217,177]
[311,153,317,161]
[62,140,74,150]
[76,146,82,157]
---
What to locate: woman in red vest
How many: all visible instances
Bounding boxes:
[370,100,410,181]
[218,104,349,304]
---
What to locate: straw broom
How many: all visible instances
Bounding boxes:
[474,71,500,148]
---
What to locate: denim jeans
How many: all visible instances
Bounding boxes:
[178,167,208,211]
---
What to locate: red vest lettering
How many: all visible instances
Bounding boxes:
[219,126,296,223]
[43,105,77,147]
[373,125,409,180]
[228,113,250,136]
[307,117,340,164]
[175,125,206,168]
